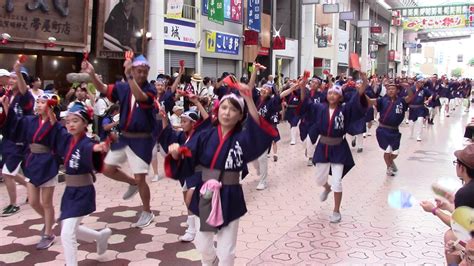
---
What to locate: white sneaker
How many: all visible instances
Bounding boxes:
[416,137,422,142]
[178,232,195,242]
[367,132,372,136]
[151,175,164,182]
[307,158,313,166]
[122,185,138,200]
[133,211,155,228]
[96,228,112,255]
[319,189,331,202]
[290,140,296,145]
[329,212,342,223]
[256,181,266,190]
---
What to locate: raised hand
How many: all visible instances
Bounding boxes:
[237,82,252,98]
[81,60,95,76]
[124,50,134,76]
[13,60,21,73]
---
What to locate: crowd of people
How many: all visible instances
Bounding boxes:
[0,53,472,265]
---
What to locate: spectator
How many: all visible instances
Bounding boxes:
[100,104,120,141]
[94,93,111,136]
[420,145,474,265]
[170,105,184,130]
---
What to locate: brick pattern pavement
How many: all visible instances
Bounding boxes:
[0,108,471,265]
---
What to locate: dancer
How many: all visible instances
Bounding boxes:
[251,65,305,189]
[1,66,34,217]
[0,61,60,248]
[344,80,366,153]
[159,92,211,242]
[372,82,414,176]
[52,102,111,266]
[283,80,303,145]
[299,78,325,166]
[83,53,159,228]
[151,68,183,182]
[364,76,380,137]
[302,72,369,223]
[165,82,278,265]
[409,77,432,142]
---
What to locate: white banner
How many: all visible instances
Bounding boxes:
[167,0,184,18]
[164,19,196,48]
[337,29,349,65]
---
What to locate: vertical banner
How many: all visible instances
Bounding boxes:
[230,0,242,21]
[208,0,224,25]
[206,31,217,52]
[247,0,261,32]
[277,58,282,90]
[166,0,184,18]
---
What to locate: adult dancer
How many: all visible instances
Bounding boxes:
[83,53,159,228]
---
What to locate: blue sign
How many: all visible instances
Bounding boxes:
[247,0,261,32]
[216,32,240,55]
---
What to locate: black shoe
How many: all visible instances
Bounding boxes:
[1,205,19,217]
[351,139,356,147]
[357,148,363,153]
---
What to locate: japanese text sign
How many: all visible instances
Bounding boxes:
[403,15,466,31]
[164,18,196,48]
[203,0,242,23]
[208,0,224,25]
[216,32,240,55]
[247,0,261,32]
[0,0,88,47]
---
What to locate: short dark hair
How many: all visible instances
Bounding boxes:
[203,77,211,85]
[458,160,474,179]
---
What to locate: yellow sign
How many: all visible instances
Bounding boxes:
[206,31,216,53]
[403,15,467,31]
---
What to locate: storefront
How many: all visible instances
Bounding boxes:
[200,1,243,79]
[0,0,93,92]
[163,18,198,76]
[273,38,298,79]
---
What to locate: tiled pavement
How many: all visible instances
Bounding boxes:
[0,107,471,265]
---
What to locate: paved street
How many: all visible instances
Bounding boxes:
[0,107,471,265]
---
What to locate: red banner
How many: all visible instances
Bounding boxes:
[244,30,258,45]
[273,36,286,50]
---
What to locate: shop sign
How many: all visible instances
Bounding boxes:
[244,30,258,45]
[388,50,395,61]
[164,18,196,48]
[208,0,224,25]
[0,0,89,47]
[273,36,285,50]
[247,0,261,32]
[370,26,382,33]
[403,15,466,31]
[317,37,328,48]
[206,31,240,55]
[166,0,184,19]
[203,0,242,23]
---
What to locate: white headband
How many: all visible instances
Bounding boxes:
[220,93,245,112]
[328,85,343,96]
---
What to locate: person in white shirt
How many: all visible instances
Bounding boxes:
[170,105,184,130]
[30,76,44,101]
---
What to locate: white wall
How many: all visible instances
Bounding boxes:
[273,38,299,78]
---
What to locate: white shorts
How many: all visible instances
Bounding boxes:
[2,162,22,176]
[439,97,449,106]
[314,163,344,193]
[384,145,399,155]
[182,181,196,192]
[25,175,59,188]
[104,146,149,174]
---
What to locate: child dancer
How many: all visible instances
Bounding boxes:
[302,73,369,223]
[159,93,211,242]
[372,83,414,176]
[165,83,278,265]
[1,63,60,249]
